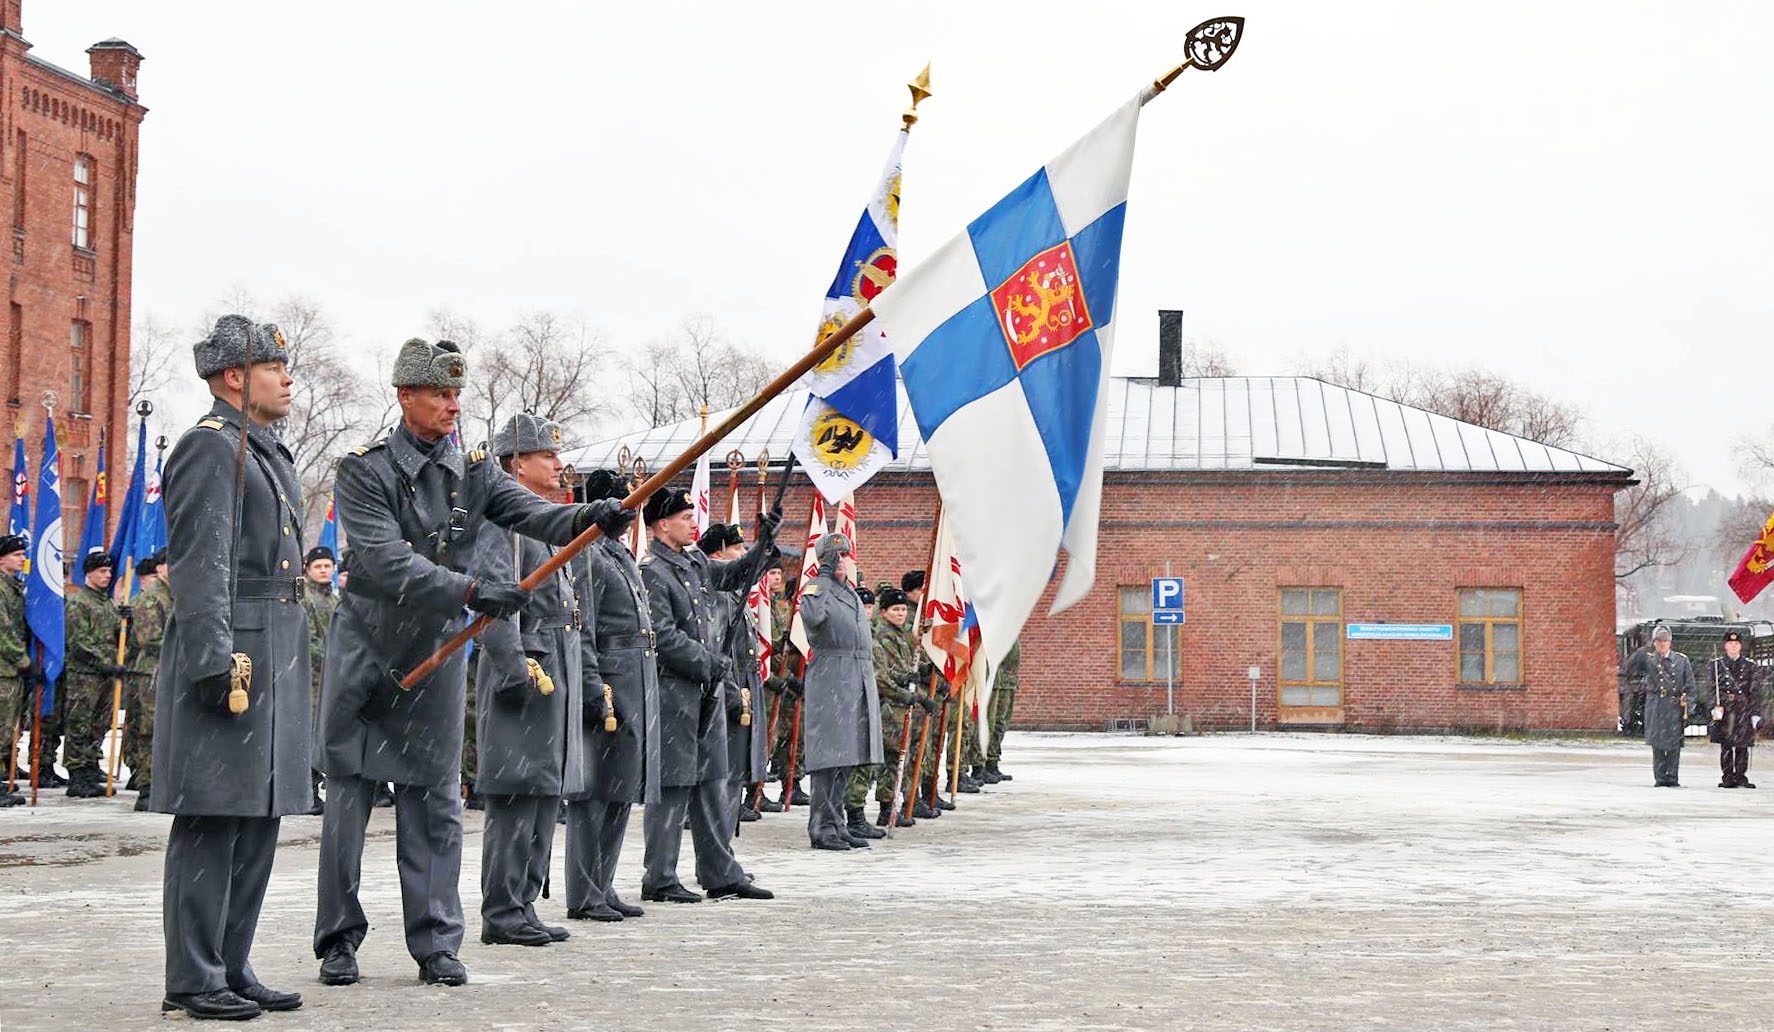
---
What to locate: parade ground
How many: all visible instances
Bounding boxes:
[2,731,1772,1031]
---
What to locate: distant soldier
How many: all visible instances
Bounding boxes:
[312,339,623,988]
[1622,624,1700,787]
[701,524,771,826]
[299,545,336,814]
[639,488,778,902]
[765,572,805,810]
[0,534,28,806]
[62,548,124,799]
[125,551,172,811]
[152,316,308,1019]
[1704,630,1762,788]
[981,640,1019,784]
[565,469,659,923]
[855,586,925,829]
[798,533,883,850]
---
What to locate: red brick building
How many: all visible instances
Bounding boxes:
[571,319,1632,735]
[0,0,145,547]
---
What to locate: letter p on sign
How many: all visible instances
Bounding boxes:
[1152,577,1185,612]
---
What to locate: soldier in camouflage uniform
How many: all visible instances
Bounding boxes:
[0,535,28,805]
[125,552,172,810]
[63,548,126,798]
[981,640,1018,784]
[766,574,806,810]
[300,546,337,814]
[851,587,927,828]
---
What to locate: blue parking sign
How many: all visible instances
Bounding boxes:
[1152,577,1185,612]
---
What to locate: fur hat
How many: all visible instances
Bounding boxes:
[1652,624,1673,642]
[698,523,742,554]
[815,532,852,566]
[136,550,165,578]
[581,468,626,502]
[0,534,24,558]
[304,546,335,565]
[492,412,565,458]
[900,569,926,593]
[390,338,466,389]
[643,488,693,525]
[83,547,114,574]
[878,586,910,611]
[194,316,288,379]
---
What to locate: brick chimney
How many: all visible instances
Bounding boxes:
[1158,309,1184,387]
[2,1,21,37]
[86,38,142,99]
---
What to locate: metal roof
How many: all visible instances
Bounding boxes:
[562,376,1631,477]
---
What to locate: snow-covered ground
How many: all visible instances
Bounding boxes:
[2,732,1771,1030]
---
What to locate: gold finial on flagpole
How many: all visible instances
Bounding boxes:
[902,62,932,130]
[1150,17,1245,96]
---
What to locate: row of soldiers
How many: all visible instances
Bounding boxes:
[135,319,1018,1021]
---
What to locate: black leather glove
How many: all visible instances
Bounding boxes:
[467,580,530,619]
[709,654,735,688]
[104,663,130,678]
[755,508,783,545]
[934,680,953,702]
[194,670,234,711]
[581,499,634,538]
[785,675,804,699]
[117,605,133,622]
[19,657,40,681]
[917,693,939,714]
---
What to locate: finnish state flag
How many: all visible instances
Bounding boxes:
[874,94,1142,668]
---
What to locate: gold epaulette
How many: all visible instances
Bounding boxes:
[468,448,487,464]
[196,417,226,431]
[802,582,821,596]
[349,436,388,457]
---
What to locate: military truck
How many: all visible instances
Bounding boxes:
[1616,617,1774,736]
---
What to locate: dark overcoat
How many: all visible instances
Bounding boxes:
[1704,655,1762,748]
[718,585,769,783]
[150,400,311,817]
[1624,647,1699,751]
[797,571,883,773]
[575,535,662,804]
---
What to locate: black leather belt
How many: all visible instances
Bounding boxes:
[236,577,301,603]
[602,629,657,649]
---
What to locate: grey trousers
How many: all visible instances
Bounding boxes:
[1652,747,1681,786]
[807,766,851,843]
[642,781,745,892]
[565,799,630,912]
[163,815,280,995]
[314,773,464,963]
[481,793,559,935]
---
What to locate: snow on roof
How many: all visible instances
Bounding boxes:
[563,376,1632,478]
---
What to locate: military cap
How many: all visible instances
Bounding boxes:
[582,468,627,502]
[901,570,926,593]
[1724,630,1744,644]
[879,586,910,611]
[136,551,163,577]
[815,532,852,565]
[492,412,566,458]
[0,534,24,558]
[643,487,693,524]
[1652,624,1672,641]
[696,524,732,553]
[390,337,466,389]
[83,547,114,574]
[194,315,288,379]
[305,546,335,565]
[856,586,875,605]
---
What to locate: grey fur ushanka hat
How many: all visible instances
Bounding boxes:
[193,315,287,378]
[492,412,565,458]
[391,338,466,389]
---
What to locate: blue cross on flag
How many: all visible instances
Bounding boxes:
[874,93,1144,668]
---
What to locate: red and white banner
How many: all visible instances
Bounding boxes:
[787,491,826,655]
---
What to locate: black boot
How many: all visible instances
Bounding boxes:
[372,783,395,808]
[788,783,810,806]
[758,795,784,813]
[846,805,886,840]
[66,768,105,798]
[912,797,940,819]
[878,801,913,827]
[988,761,1012,782]
[955,772,982,794]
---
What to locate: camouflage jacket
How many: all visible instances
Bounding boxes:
[994,641,1020,693]
[65,583,122,676]
[873,614,920,708]
[127,578,173,675]
[301,577,338,674]
[0,573,25,679]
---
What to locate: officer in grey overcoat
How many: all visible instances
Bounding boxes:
[1622,624,1701,787]
[312,339,629,988]
[472,413,603,947]
[564,469,662,922]
[798,532,883,851]
[639,487,779,902]
[152,316,309,1020]
[699,524,770,819]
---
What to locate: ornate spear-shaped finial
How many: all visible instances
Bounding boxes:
[1150,16,1245,96]
[903,63,932,130]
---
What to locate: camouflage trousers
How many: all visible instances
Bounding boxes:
[767,694,805,781]
[987,688,1016,763]
[1,675,21,776]
[939,702,983,785]
[61,671,117,774]
[124,673,155,788]
[8,679,59,780]
[462,667,479,790]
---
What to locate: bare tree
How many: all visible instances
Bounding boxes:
[1613,435,1690,582]
[128,313,182,410]
[1302,349,1584,449]
[626,338,691,428]
[626,315,774,428]
[1177,341,1236,378]
[443,309,610,448]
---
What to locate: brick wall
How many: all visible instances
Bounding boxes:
[746,469,1626,734]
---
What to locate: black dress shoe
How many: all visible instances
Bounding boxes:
[567,904,623,922]
[641,883,702,904]
[481,924,553,947]
[464,794,485,811]
[608,896,645,918]
[532,922,570,942]
[1721,780,1738,788]
[161,989,261,1020]
[810,835,852,851]
[317,942,359,985]
[842,832,872,848]
[418,951,468,985]
[1744,780,1758,789]
[707,881,774,900]
[757,796,784,813]
[372,784,395,808]
[230,983,303,1012]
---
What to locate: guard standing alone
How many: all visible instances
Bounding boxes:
[1704,630,1762,788]
[1623,625,1700,787]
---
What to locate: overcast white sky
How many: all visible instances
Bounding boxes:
[28,1,1774,493]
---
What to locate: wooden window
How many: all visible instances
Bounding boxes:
[1458,588,1522,685]
[72,154,92,250]
[1279,588,1341,707]
[1118,586,1180,682]
[70,319,91,412]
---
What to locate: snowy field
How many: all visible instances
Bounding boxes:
[2,732,1772,1030]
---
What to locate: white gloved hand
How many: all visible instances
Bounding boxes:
[1755,715,1764,729]
[1713,706,1725,721]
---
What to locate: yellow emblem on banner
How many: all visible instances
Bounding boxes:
[810,409,873,471]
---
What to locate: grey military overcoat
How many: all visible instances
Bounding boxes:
[719,587,768,783]
[798,571,883,773]
[641,538,772,787]
[150,400,312,817]
[318,428,580,788]
[575,535,662,805]
[1624,647,1699,750]
[472,530,587,798]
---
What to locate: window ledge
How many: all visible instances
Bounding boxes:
[1456,682,1526,692]
[72,246,97,257]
